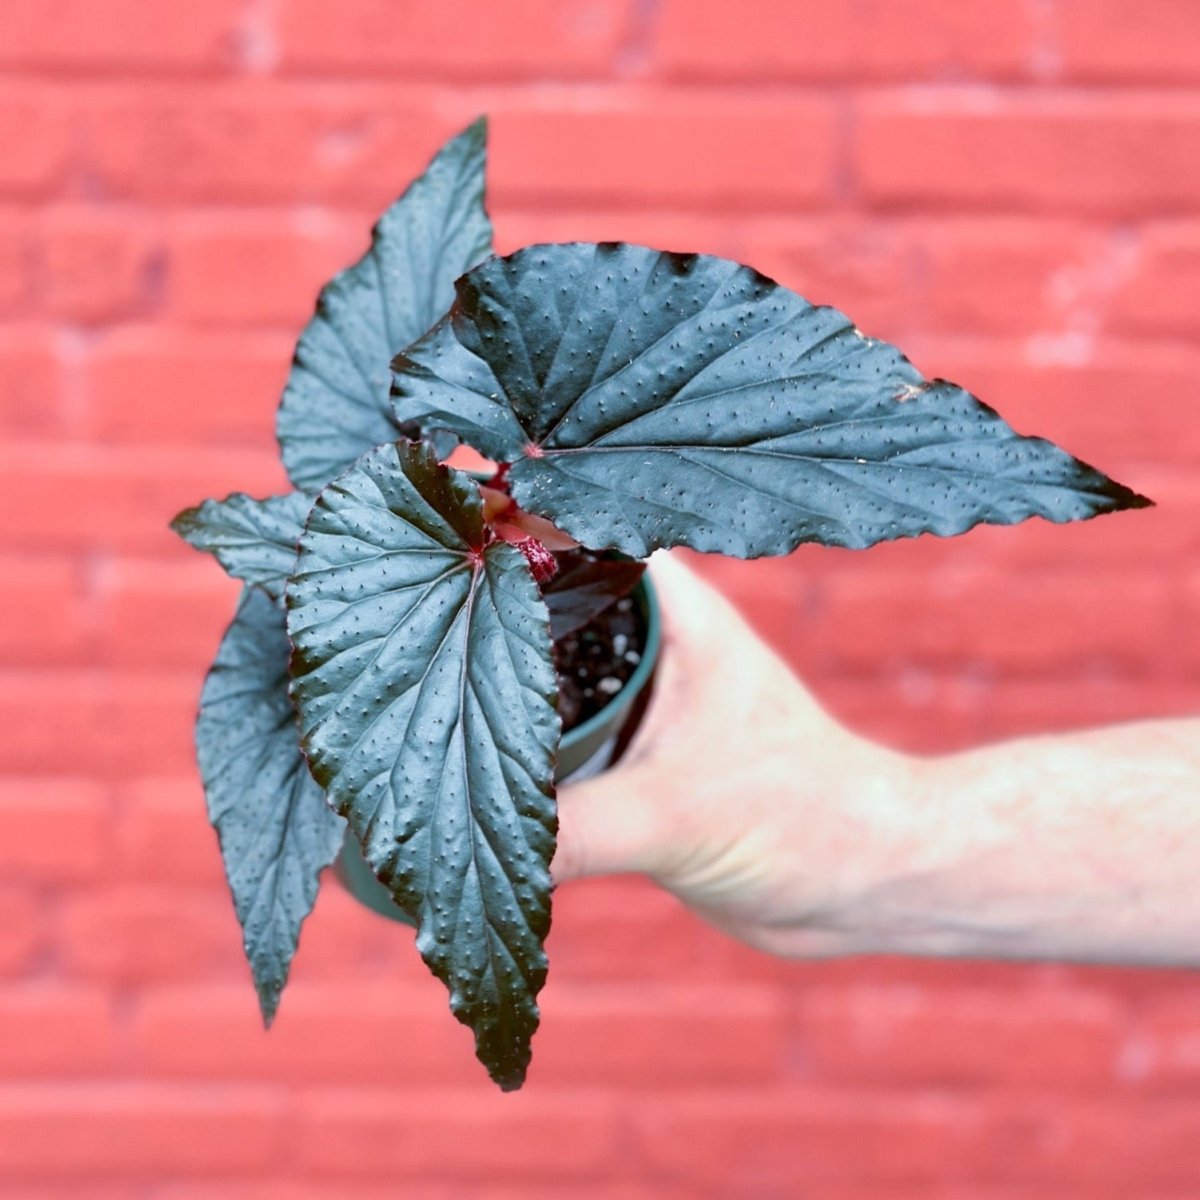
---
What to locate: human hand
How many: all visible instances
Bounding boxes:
[552,553,919,957]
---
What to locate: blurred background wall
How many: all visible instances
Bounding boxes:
[1,0,1199,1195]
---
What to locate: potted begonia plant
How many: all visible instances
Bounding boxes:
[172,118,1150,1090]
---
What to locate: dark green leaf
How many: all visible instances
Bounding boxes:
[392,242,1150,558]
[277,118,493,491]
[543,552,645,640]
[171,492,311,599]
[285,441,559,1090]
[197,588,346,1024]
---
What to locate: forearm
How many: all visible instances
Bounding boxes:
[838,719,1200,966]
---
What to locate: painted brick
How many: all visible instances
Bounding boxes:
[0,671,200,777]
[0,556,91,666]
[1059,0,1200,83]
[0,779,109,880]
[635,1090,1200,1189]
[786,956,1068,996]
[0,443,287,554]
[81,85,479,206]
[0,890,42,978]
[277,0,633,77]
[156,1186,693,1200]
[810,567,1173,672]
[39,208,159,323]
[632,1089,992,1187]
[534,983,788,1086]
[295,1088,620,1178]
[0,1085,286,1177]
[0,988,116,1075]
[1185,570,1200,672]
[113,777,224,887]
[1137,988,1200,1087]
[656,0,1035,80]
[0,326,63,438]
[0,86,71,195]
[94,555,239,671]
[489,94,839,207]
[821,673,1200,756]
[85,327,290,448]
[0,0,245,72]
[0,673,103,778]
[83,84,838,209]
[167,212,365,327]
[858,92,1200,216]
[795,986,1126,1087]
[1110,222,1200,340]
[97,675,210,777]
[134,981,785,1087]
[979,1099,1200,1189]
[0,1187,137,1200]
[134,983,482,1085]
[815,673,989,754]
[907,218,1114,335]
[56,885,245,984]
[0,211,33,314]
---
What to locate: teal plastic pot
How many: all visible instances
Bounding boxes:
[337,573,662,923]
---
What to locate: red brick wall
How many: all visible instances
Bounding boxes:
[3,0,1199,1194]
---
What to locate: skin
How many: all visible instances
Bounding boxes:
[553,553,1200,966]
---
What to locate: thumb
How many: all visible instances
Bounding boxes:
[551,765,665,884]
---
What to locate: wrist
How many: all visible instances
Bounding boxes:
[829,748,1027,960]
[819,745,967,957]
